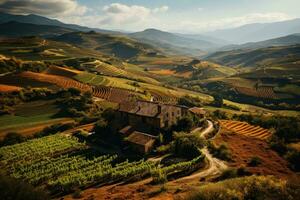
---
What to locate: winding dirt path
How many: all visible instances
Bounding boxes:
[175,120,227,181]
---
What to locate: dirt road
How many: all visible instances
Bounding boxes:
[176,120,227,181]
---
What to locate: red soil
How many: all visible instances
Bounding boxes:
[213,130,294,178]
[0,84,21,92]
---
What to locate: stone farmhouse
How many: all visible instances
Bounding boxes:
[117,100,206,153]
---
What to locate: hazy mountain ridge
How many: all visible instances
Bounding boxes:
[129,28,222,55]
[220,33,300,51]
[0,12,119,35]
[206,18,300,44]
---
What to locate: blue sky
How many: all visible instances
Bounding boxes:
[1,0,300,33]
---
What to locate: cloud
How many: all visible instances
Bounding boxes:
[177,12,292,32]
[198,8,203,11]
[99,3,168,26]
[0,0,87,16]
[153,6,169,13]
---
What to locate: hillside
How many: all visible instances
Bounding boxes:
[0,21,73,37]
[206,45,300,70]
[129,29,216,55]
[221,33,300,51]
[205,18,300,43]
[53,31,162,59]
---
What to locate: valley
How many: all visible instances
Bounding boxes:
[0,9,299,200]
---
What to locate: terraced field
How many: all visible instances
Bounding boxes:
[150,90,178,105]
[220,120,272,140]
[0,84,21,92]
[93,86,136,103]
[44,65,82,77]
[234,86,277,99]
[20,71,92,92]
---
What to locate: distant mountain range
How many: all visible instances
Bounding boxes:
[206,18,300,44]
[220,33,300,51]
[0,12,119,34]
[129,28,222,52]
[1,12,300,57]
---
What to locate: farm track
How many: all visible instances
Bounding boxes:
[220,120,272,140]
[176,120,228,181]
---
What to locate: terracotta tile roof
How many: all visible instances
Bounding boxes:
[189,107,206,115]
[119,126,133,136]
[127,131,156,146]
[119,100,186,118]
[119,101,139,113]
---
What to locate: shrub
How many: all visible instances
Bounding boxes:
[248,156,262,167]
[171,132,205,159]
[188,176,299,200]
[151,169,167,184]
[0,173,50,200]
[0,132,27,147]
[207,142,231,161]
[178,95,202,107]
[285,150,300,171]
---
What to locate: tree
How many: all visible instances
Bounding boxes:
[0,173,50,200]
[212,94,223,107]
[0,132,26,147]
[173,117,193,132]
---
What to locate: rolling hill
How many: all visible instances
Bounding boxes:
[206,44,300,70]
[129,29,218,55]
[205,18,300,44]
[0,21,73,37]
[53,31,163,59]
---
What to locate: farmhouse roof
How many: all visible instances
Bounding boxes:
[189,107,206,115]
[126,131,156,146]
[119,125,133,136]
[119,100,186,118]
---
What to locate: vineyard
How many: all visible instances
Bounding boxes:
[150,90,179,105]
[20,71,92,92]
[17,71,137,103]
[93,86,136,103]
[44,65,82,77]
[220,120,272,140]
[0,134,204,194]
[234,86,277,99]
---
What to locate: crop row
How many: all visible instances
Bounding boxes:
[20,71,92,92]
[234,86,277,99]
[220,120,272,140]
[93,86,135,103]
[150,91,178,105]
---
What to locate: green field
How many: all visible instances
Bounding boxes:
[0,100,65,135]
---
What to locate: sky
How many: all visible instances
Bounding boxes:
[0,0,300,33]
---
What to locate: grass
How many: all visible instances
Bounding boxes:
[188,176,299,200]
[274,84,300,96]
[0,114,59,131]
[14,100,59,117]
[0,100,65,136]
